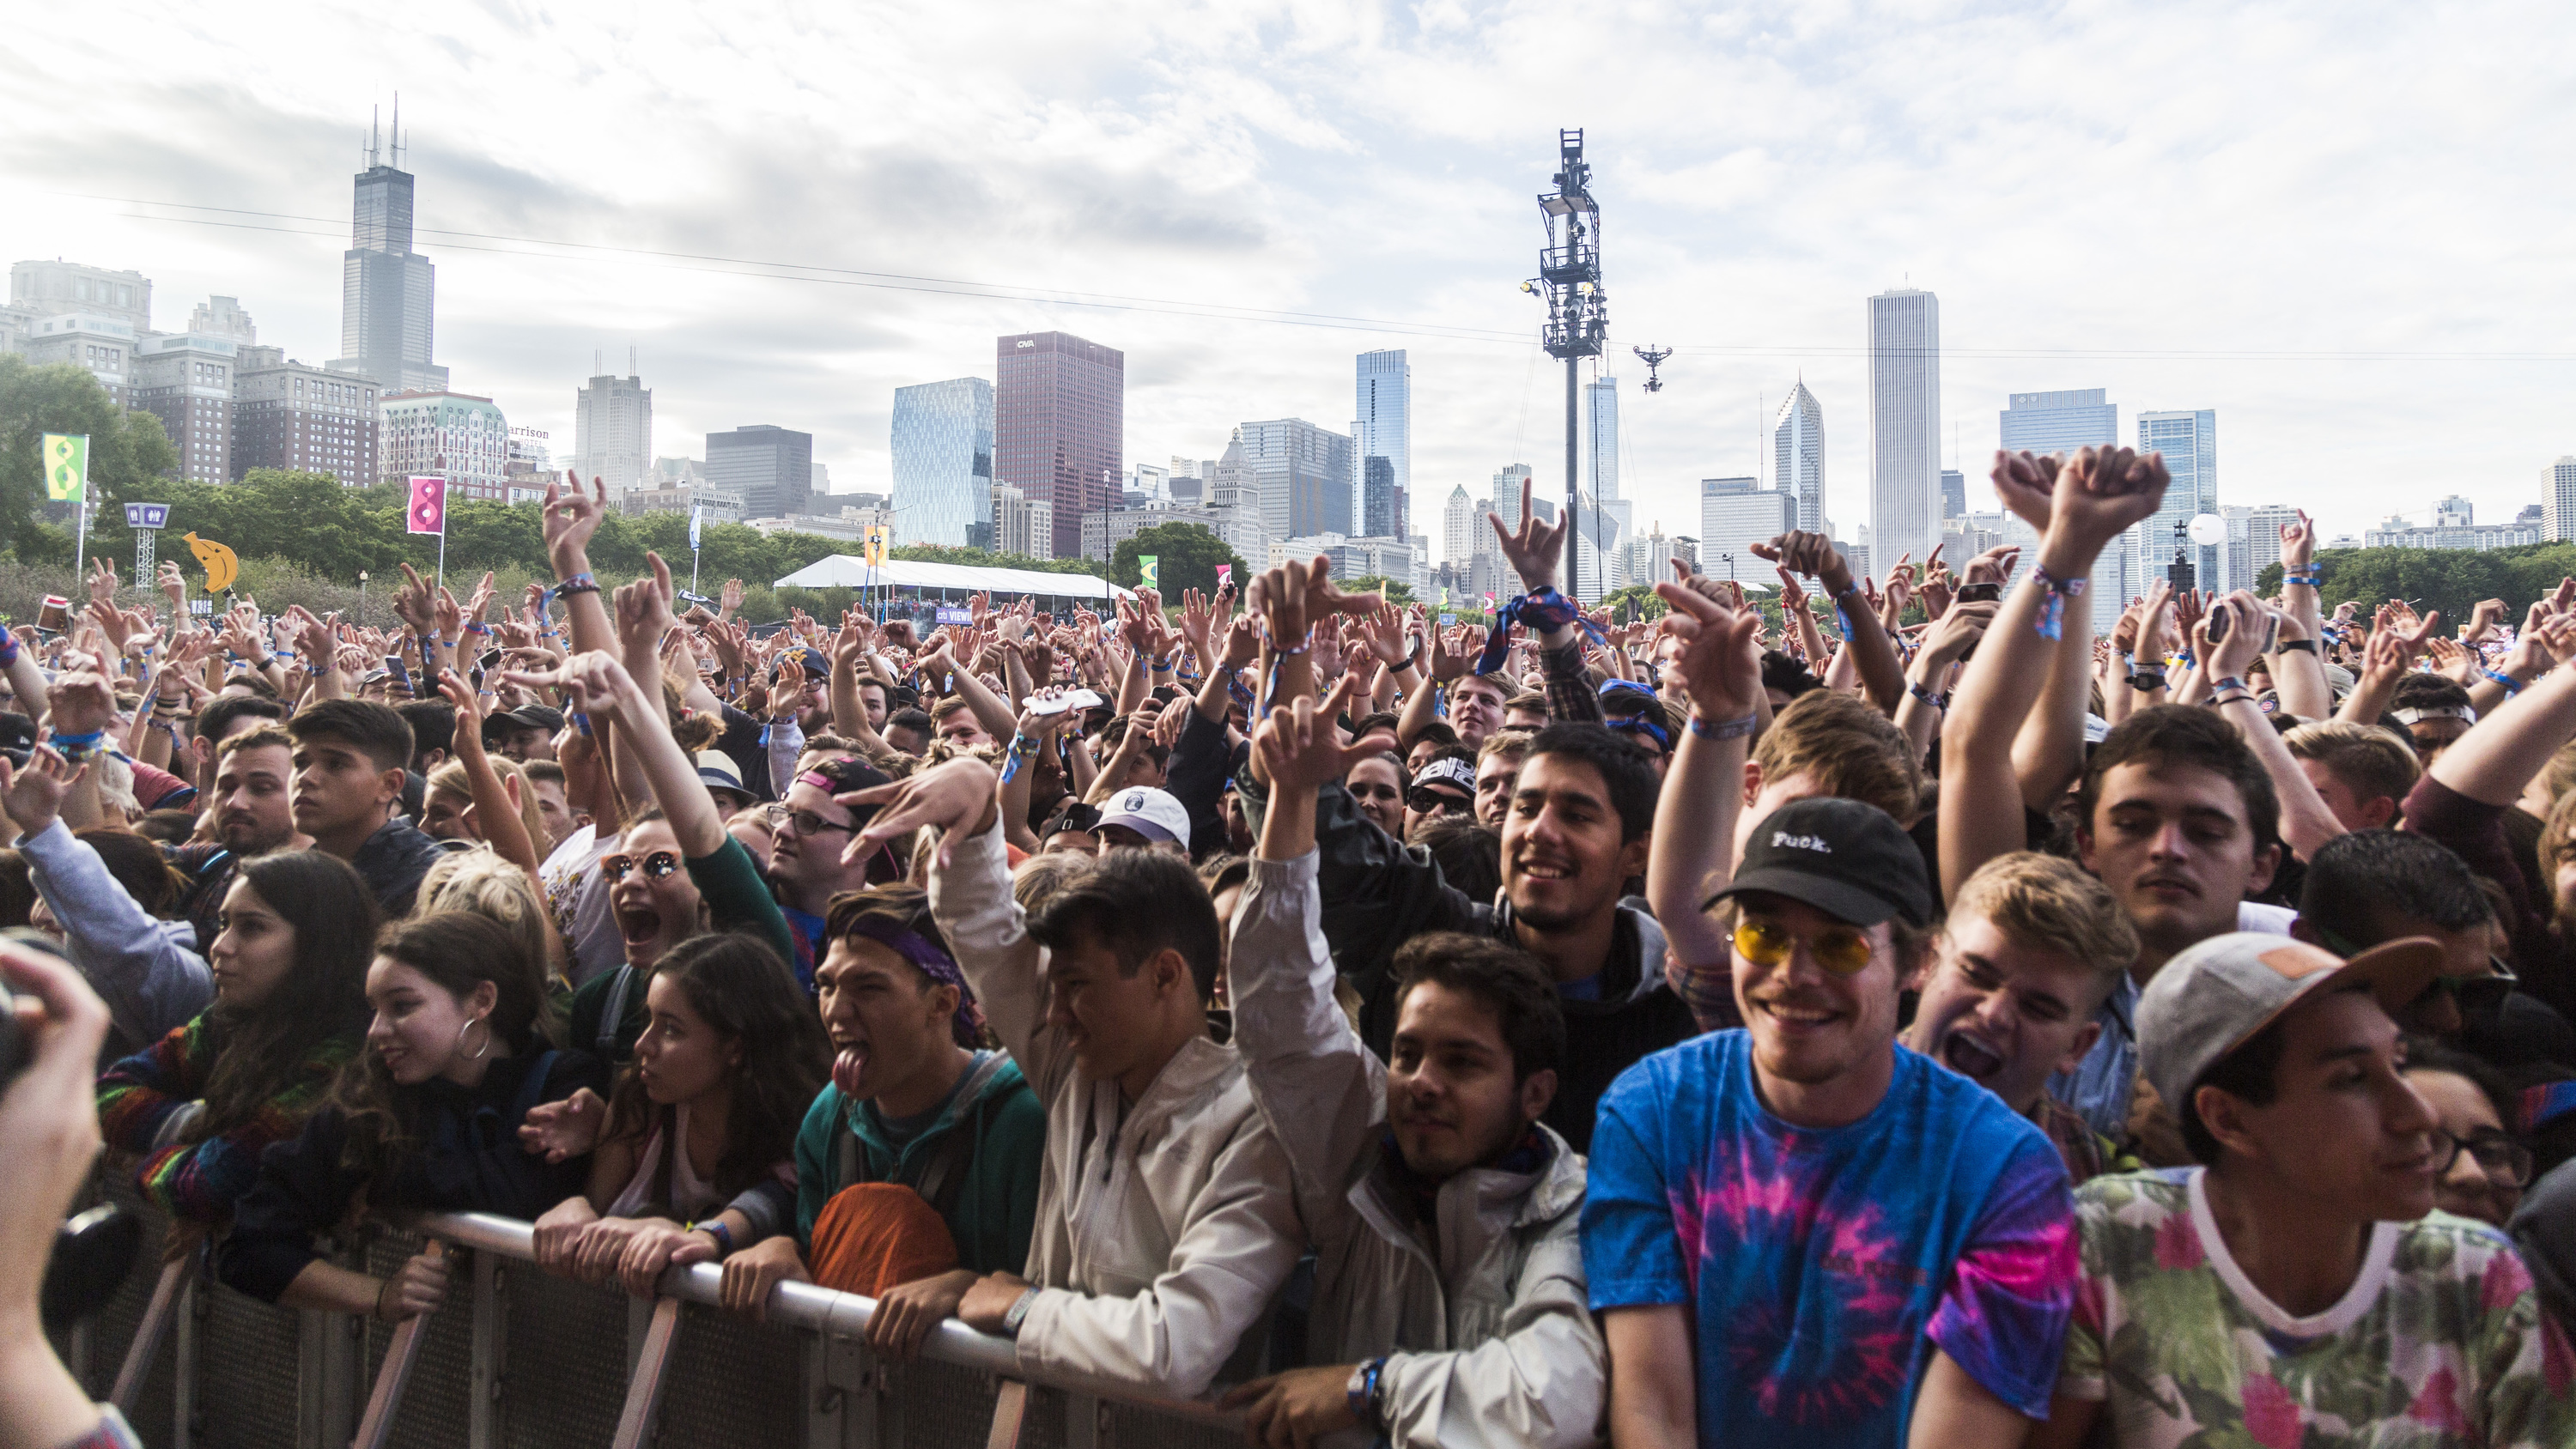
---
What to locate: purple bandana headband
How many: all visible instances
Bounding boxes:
[847,920,987,1047]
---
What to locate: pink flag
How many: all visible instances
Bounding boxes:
[406,475,447,535]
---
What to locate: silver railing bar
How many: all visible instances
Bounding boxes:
[610,1296,683,1449]
[416,1211,1241,1428]
[350,1238,447,1449]
[110,1257,191,1412]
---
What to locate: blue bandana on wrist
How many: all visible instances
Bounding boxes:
[1475,586,1605,675]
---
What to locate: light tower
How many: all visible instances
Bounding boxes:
[1530,130,1607,591]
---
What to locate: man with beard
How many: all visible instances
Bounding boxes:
[175,726,314,952]
[1217,686,1603,1447]
[1586,796,2078,1449]
[1234,550,1691,1152]
[1902,853,2140,1185]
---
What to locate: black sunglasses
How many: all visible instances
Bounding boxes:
[1408,789,1473,815]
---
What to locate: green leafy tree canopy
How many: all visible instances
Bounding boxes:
[1112,523,1247,598]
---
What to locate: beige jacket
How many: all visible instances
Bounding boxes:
[1230,850,1606,1448]
[929,819,1303,1399]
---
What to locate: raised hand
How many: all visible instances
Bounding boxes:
[516,1088,606,1163]
[542,471,610,568]
[1989,451,2062,534]
[1246,555,1380,648]
[464,571,498,626]
[156,559,187,614]
[1254,675,1394,794]
[2278,509,2318,571]
[432,584,464,640]
[1966,545,2020,586]
[87,556,118,606]
[392,562,437,635]
[1653,570,1764,722]
[2462,598,2507,648]
[2046,446,2170,552]
[0,749,82,840]
[1488,476,1570,593]
[1750,530,1850,592]
[2173,589,2208,650]
[46,665,115,737]
[1771,564,1807,611]
[613,553,680,657]
[836,757,998,869]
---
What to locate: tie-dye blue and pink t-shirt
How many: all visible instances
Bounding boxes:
[1582,1031,2078,1446]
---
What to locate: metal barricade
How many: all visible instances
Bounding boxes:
[75,1185,1247,1449]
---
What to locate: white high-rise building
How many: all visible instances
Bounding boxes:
[2136,409,2219,595]
[1700,477,1795,588]
[2547,458,2576,543]
[1443,485,1475,566]
[1492,462,1534,516]
[574,366,653,496]
[1772,380,1825,534]
[1586,376,1620,500]
[1867,288,1942,573]
[2002,389,2122,627]
[890,378,996,547]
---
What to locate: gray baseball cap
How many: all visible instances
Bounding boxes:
[2137,931,2445,1121]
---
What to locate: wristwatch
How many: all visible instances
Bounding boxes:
[1001,1287,1039,1338]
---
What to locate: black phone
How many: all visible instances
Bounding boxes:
[1956,583,2002,603]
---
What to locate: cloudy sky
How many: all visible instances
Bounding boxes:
[5,0,2570,565]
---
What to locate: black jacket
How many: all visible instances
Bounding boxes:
[350,816,450,919]
[219,1048,605,1302]
[1236,771,1696,1152]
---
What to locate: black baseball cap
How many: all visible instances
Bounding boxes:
[1704,796,1933,929]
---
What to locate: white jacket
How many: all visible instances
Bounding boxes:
[21,819,210,1053]
[929,818,1303,1399]
[1230,850,1605,1449]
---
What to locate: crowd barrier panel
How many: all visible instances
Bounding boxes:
[64,1183,1249,1449]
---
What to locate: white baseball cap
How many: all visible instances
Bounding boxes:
[1096,786,1192,846]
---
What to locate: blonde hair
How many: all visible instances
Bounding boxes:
[426,757,549,853]
[1753,690,1923,825]
[2281,720,2421,809]
[416,844,561,978]
[1947,852,2137,996]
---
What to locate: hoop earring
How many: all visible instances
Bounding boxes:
[457,1015,491,1060]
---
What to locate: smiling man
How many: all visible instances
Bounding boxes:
[1587,796,2079,1449]
[173,725,315,953]
[1903,852,2140,1185]
[2036,931,2573,1449]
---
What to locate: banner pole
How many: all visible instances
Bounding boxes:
[73,494,88,580]
[436,522,447,592]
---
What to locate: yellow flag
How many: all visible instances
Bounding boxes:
[41,434,87,502]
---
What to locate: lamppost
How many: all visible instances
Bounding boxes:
[1718,552,1735,581]
[1526,130,1607,598]
[357,570,368,627]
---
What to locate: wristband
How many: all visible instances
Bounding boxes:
[2029,564,2087,642]
[47,727,106,761]
[1907,682,1949,711]
[2483,668,2525,697]
[2275,638,2318,654]
[1001,1287,1039,1338]
[551,572,599,601]
[2213,692,2255,708]
[1348,1357,1388,1432]
[695,1219,734,1259]
[1688,711,1759,741]
[2212,676,2247,695]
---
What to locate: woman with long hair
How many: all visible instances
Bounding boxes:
[97,852,380,1235]
[216,912,605,1322]
[530,933,830,1294]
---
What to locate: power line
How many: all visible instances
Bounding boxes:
[62,189,2576,363]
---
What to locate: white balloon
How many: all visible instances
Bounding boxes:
[2187,514,2227,548]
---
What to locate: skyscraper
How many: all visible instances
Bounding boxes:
[574,362,653,497]
[2002,389,2122,626]
[1356,349,1411,538]
[1443,485,1475,565]
[1492,463,1534,516]
[1699,478,1795,585]
[1867,289,1941,568]
[327,106,446,395]
[1236,420,1355,541]
[890,377,995,547]
[996,330,1123,559]
[1362,457,1399,538]
[2549,458,2576,543]
[706,425,813,520]
[1940,470,1965,519]
[1586,376,1620,499]
[1772,380,1826,534]
[2136,409,2219,593]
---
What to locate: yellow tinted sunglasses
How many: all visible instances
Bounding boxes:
[1733,918,1875,977]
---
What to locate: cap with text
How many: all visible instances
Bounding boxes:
[1704,796,1932,930]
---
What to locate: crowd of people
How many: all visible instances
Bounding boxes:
[5,457,2573,1448]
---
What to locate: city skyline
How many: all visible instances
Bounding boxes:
[2,5,2569,554]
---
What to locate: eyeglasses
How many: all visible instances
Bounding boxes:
[1408,790,1473,815]
[1733,917,1875,977]
[601,851,682,882]
[779,809,855,838]
[2412,960,2517,1019]
[2429,1128,2534,1188]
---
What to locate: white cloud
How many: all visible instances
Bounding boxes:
[3,0,2572,567]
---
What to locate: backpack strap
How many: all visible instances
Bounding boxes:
[595,968,636,1057]
[511,1050,562,1125]
[912,1097,983,1221]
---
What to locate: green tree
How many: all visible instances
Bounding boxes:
[1112,523,1245,597]
[1343,574,1414,605]
[0,356,179,559]
[1603,583,1668,621]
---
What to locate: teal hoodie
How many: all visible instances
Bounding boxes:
[792,1049,1045,1276]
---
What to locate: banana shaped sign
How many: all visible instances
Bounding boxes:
[183,532,240,594]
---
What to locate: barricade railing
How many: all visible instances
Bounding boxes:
[73,1183,1247,1449]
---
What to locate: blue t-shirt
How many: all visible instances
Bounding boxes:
[1582,1030,2078,1446]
